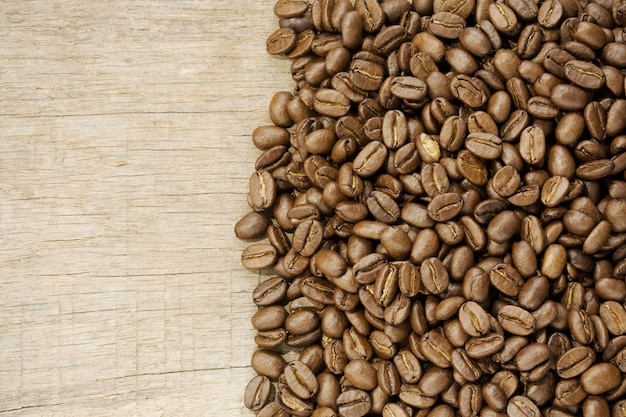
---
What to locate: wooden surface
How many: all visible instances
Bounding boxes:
[0,1,290,415]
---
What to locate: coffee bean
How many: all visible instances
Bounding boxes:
[490,263,524,297]
[551,83,589,111]
[245,375,272,411]
[564,60,605,90]
[581,362,622,394]
[465,333,505,359]
[497,305,536,336]
[450,75,489,108]
[489,3,520,34]
[600,301,626,335]
[459,301,491,337]
[313,89,351,118]
[507,395,541,417]
[465,132,502,159]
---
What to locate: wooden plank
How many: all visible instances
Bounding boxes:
[0,0,291,414]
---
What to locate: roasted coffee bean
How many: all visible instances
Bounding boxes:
[497,305,536,336]
[450,75,489,108]
[313,89,351,118]
[564,60,605,90]
[353,140,388,177]
[551,83,589,111]
[458,301,491,337]
[581,362,622,394]
[456,150,488,186]
[242,243,279,270]
[254,276,288,306]
[507,396,541,417]
[428,192,464,222]
[490,263,524,297]
[465,132,502,159]
[245,375,272,411]
[428,12,466,39]
[465,333,505,359]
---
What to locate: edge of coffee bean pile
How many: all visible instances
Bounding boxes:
[235,0,626,415]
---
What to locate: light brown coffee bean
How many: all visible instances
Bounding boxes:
[428,12,466,39]
[428,192,464,222]
[390,76,429,102]
[421,329,453,367]
[507,395,541,417]
[581,363,622,395]
[600,301,626,335]
[556,346,595,379]
[489,3,520,35]
[465,132,503,159]
[564,60,605,90]
[245,375,272,411]
[465,333,505,359]
[498,305,536,336]
[551,83,589,111]
[450,75,489,108]
[456,150,488,186]
[252,349,288,379]
[541,175,570,207]
[459,301,491,337]
[490,263,524,297]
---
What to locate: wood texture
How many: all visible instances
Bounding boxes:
[0,1,291,415]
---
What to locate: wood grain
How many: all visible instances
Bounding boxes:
[0,1,291,415]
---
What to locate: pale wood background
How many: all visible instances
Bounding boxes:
[0,1,291,415]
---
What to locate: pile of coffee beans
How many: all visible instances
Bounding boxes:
[235,0,626,415]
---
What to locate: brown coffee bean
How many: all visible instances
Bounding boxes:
[507,395,541,417]
[556,346,595,379]
[564,60,605,90]
[456,150,488,186]
[459,26,493,57]
[465,333,506,359]
[541,175,570,207]
[490,263,524,297]
[254,276,288,307]
[252,349,288,379]
[420,257,450,295]
[370,329,397,359]
[421,329,453,367]
[242,243,279,270]
[459,301,491,337]
[355,0,384,32]
[581,363,622,394]
[498,305,536,336]
[428,192,464,222]
[600,301,626,335]
[245,375,272,411]
[382,403,409,417]
[537,0,563,28]
[489,3,520,35]
[551,83,589,111]
[313,89,351,118]
[267,27,298,55]
[450,75,489,108]
[390,76,429,102]
[399,383,437,408]
[366,190,400,224]
[428,12,466,39]
[284,360,320,400]
[353,141,388,177]
[343,359,378,391]
[465,132,503,159]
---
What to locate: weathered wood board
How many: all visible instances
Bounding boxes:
[0,1,290,415]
